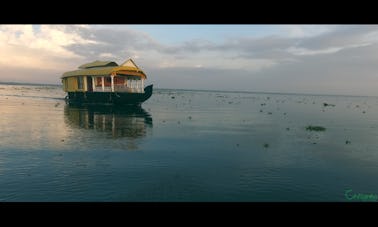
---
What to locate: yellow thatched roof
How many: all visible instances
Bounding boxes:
[61,59,146,79]
[78,61,118,69]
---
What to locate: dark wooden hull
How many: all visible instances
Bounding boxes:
[66,85,153,106]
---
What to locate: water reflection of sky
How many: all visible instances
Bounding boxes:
[0,93,69,151]
[1,84,378,201]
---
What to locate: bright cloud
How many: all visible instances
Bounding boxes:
[0,25,97,70]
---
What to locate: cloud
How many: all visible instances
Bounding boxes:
[2,25,378,95]
[278,25,336,38]
[146,42,378,96]
[0,25,94,70]
[295,25,378,50]
[64,25,161,62]
[143,25,378,96]
[240,42,378,96]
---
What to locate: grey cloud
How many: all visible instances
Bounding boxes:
[64,26,161,61]
[61,25,378,64]
[144,41,378,96]
[215,26,378,60]
[153,39,217,54]
[159,35,298,58]
[295,25,378,49]
[223,35,297,52]
[63,26,211,59]
[56,25,378,95]
[213,36,298,61]
[66,42,132,60]
[244,42,378,95]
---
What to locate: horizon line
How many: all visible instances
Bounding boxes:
[0,81,376,98]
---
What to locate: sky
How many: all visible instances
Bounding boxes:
[1,24,378,96]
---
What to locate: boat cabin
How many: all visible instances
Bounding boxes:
[62,59,146,94]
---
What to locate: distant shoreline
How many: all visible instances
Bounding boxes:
[155,88,377,98]
[0,81,375,98]
[0,81,60,87]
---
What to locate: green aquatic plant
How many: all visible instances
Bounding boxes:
[263,143,269,148]
[323,103,335,107]
[306,125,326,131]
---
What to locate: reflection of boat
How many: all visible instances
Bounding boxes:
[61,58,153,106]
[64,104,153,139]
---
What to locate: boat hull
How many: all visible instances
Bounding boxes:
[66,85,153,106]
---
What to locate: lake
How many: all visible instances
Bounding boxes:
[0,83,377,201]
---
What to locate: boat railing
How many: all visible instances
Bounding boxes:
[114,85,143,93]
[93,86,112,92]
[93,85,144,93]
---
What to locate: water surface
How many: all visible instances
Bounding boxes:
[0,84,377,201]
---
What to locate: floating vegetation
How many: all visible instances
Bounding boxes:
[267,112,272,115]
[188,116,192,120]
[362,111,366,114]
[259,109,263,113]
[286,127,290,131]
[306,125,326,131]
[171,96,175,99]
[323,103,335,107]
[345,140,351,144]
[263,143,269,148]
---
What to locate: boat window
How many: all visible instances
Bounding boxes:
[96,77,102,86]
[114,76,125,85]
[77,76,83,89]
[104,77,111,86]
[63,79,68,90]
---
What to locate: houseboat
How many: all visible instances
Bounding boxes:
[61,58,153,106]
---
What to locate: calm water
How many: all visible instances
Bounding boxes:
[0,83,378,201]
